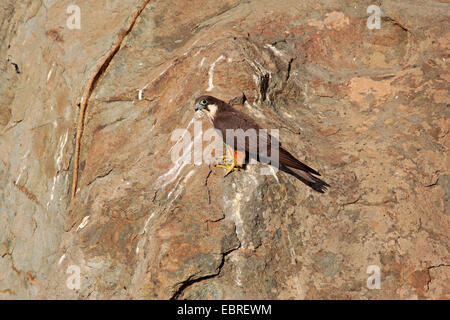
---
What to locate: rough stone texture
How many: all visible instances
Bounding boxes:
[0,0,448,299]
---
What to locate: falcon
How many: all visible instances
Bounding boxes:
[194,95,330,193]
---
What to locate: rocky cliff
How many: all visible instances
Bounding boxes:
[0,0,448,299]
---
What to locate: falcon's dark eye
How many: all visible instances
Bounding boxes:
[200,99,208,106]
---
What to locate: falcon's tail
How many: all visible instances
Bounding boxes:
[281,165,330,193]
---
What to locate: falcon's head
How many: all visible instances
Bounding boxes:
[194,95,226,120]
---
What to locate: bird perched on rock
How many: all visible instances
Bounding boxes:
[194,95,330,193]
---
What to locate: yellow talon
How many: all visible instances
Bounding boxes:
[224,162,239,176]
[217,155,232,163]
[216,155,239,176]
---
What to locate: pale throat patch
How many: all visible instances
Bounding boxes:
[204,104,218,122]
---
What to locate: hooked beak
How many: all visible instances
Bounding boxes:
[195,103,204,111]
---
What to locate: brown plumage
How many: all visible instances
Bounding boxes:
[194,95,330,193]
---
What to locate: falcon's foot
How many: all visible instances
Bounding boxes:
[216,155,239,177]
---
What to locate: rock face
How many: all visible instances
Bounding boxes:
[0,0,448,299]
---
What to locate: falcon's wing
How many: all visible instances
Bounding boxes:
[278,147,321,176]
[213,108,262,153]
[213,107,320,176]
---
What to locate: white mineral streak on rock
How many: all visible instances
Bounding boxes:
[268,165,279,183]
[137,63,173,100]
[286,232,297,265]
[47,67,53,82]
[77,215,90,231]
[47,130,69,209]
[264,44,285,57]
[230,253,243,286]
[143,212,155,234]
[206,55,225,92]
[58,254,66,265]
[155,116,202,190]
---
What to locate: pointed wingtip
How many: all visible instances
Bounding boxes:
[311,180,330,193]
[280,165,330,193]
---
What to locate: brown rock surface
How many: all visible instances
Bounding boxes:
[0,0,448,299]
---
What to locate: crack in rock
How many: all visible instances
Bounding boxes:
[70,0,152,201]
[170,246,240,300]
